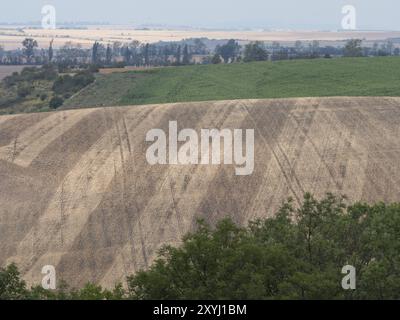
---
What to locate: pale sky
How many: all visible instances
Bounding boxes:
[1,0,399,30]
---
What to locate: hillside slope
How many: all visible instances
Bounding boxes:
[1,97,400,287]
[62,57,400,109]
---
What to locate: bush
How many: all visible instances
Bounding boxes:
[49,96,64,109]
[244,42,269,62]
[2,65,57,89]
[17,84,33,98]
[52,71,95,96]
[3,72,19,88]
[40,64,58,80]
[0,264,27,300]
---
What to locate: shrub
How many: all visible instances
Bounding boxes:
[211,54,222,64]
[49,96,64,109]
[52,71,95,96]
[0,264,27,300]
[3,72,19,88]
[17,84,33,98]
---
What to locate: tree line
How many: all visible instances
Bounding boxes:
[0,37,399,68]
[1,193,399,300]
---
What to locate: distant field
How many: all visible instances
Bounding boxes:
[2,27,400,49]
[0,65,29,80]
[63,57,400,109]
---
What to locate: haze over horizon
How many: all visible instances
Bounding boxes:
[1,0,400,31]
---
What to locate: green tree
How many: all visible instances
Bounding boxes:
[16,84,33,98]
[211,53,222,64]
[143,43,150,66]
[243,42,269,62]
[49,96,64,109]
[123,46,131,64]
[175,45,182,65]
[192,39,208,54]
[22,38,38,63]
[105,44,113,65]
[309,40,320,58]
[0,263,28,300]
[0,44,5,62]
[48,39,54,63]
[182,44,191,65]
[343,39,363,57]
[92,41,100,64]
[216,39,240,63]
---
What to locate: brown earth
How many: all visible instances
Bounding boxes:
[0,65,32,80]
[0,97,399,288]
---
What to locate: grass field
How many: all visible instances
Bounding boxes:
[63,57,400,109]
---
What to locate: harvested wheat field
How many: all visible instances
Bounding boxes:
[1,96,400,288]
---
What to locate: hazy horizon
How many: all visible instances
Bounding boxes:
[1,0,400,31]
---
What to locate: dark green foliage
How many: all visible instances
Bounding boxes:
[0,64,95,114]
[3,65,57,88]
[244,42,269,62]
[3,72,19,88]
[216,39,240,63]
[92,42,100,64]
[49,96,64,109]
[22,38,38,63]
[40,93,48,101]
[105,44,112,65]
[175,45,182,65]
[211,54,222,64]
[143,43,150,66]
[16,84,33,98]
[48,40,54,63]
[0,264,27,300]
[52,70,95,96]
[344,39,363,57]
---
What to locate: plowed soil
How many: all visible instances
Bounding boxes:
[1,97,399,287]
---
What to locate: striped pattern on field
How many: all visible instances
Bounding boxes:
[1,97,399,287]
